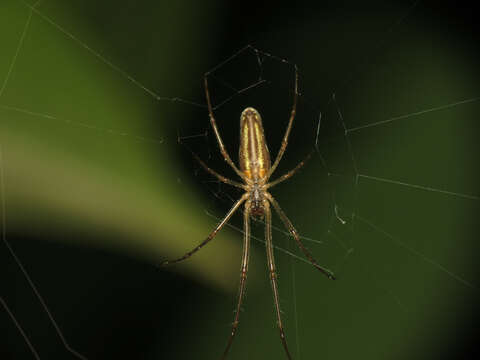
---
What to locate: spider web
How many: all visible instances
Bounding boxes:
[1,1,479,360]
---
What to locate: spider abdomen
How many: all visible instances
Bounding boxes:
[239,107,271,182]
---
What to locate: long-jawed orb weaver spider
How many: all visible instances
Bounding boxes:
[162,65,335,360]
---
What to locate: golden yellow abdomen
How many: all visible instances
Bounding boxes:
[239,107,271,182]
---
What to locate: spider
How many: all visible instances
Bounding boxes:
[162,64,335,360]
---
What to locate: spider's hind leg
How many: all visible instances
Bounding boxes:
[264,199,293,360]
[221,200,251,359]
[266,193,336,280]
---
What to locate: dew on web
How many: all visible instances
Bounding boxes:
[1,1,479,360]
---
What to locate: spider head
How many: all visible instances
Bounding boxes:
[240,107,260,119]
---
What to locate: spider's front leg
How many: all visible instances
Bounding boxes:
[204,74,247,182]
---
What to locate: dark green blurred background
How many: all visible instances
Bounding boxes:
[1,1,479,359]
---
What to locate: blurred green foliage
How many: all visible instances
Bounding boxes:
[1,1,478,360]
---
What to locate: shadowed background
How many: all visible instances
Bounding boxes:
[1,0,479,359]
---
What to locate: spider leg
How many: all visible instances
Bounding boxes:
[188,146,245,189]
[161,193,248,266]
[266,150,313,189]
[268,65,299,178]
[264,200,293,360]
[204,74,249,182]
[266,193,336,280]
[221,201,251,359]
[178,134,244,189]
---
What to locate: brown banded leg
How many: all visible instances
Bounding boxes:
[222,201,252,359]
[204,75,248,181]
[268,64,299,178]
[177,134,244,189]
[187,144,245,189]
[266,150,313,189]
[266,193,336,280]
[264,200,293,360]
[161,194,248,266]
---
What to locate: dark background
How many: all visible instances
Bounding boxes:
[1,0,479,359]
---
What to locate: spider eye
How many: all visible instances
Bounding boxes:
[240,107,260,120]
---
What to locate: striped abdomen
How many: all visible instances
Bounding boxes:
[239,107,271,182]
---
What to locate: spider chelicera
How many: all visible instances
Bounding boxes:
[162,65,335,360]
